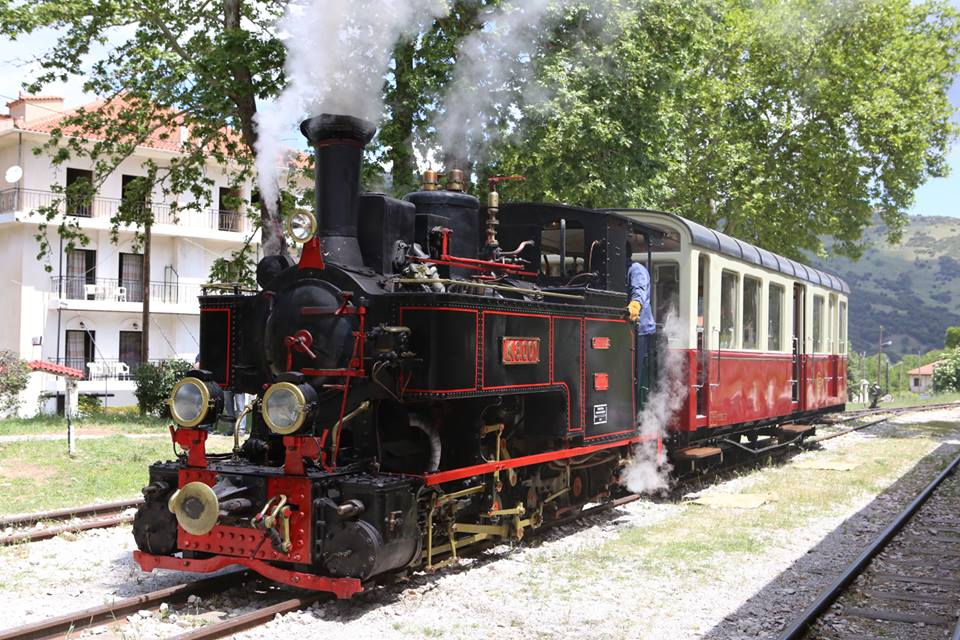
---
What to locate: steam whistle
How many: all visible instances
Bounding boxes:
[485,175,525,259]
[168,477,250,536]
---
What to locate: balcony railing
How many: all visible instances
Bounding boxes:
[0,187,249,233]
[53,358,170,381]
[51,276,202,305]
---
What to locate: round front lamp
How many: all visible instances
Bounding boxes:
[261,382,316,435]
[169,376,222,428]
[286,210,317,243]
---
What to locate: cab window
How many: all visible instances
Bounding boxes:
[539,219,586,280]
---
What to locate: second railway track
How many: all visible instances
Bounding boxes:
[0,497,143,545]
[778,447,960,640]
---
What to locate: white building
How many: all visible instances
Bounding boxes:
[0,94,262,414]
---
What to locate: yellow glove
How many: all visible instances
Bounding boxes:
[627,300,641,322]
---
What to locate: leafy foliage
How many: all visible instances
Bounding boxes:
[0,0,289,261]
[946,326,960,350]
[0,351,30,415]
[134,360,192,418]
[933,349,960,392]
[5,0,959,265]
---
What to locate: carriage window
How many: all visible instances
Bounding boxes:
[655,263,680,323]
[828,295,837,354]
[813,295,825,353]
[839,300,847,355]
[720,270,738,349]
[540,220,585,279]
[742,276,761,350]
[768,284,784,351]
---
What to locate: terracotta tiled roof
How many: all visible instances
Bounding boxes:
[6,94,64,107]
[17,96,187,152]
[28,360,84,379]
[908,361,943,376]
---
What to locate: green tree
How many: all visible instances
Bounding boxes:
[0,350,30,415]
[932,349,960,392]
[946,326,960,350]
[0,0,289,261]
[486,0,960,260]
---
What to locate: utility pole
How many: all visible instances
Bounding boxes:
[876,326,884,388]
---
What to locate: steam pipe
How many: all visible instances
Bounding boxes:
[299,114,376,266]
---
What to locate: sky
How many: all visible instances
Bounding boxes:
[0,20,958,217]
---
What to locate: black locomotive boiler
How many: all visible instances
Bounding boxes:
[132,113,661,597]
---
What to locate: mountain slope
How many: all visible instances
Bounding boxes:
[810,215,960,361]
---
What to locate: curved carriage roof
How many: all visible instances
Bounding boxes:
[612,209,850,295]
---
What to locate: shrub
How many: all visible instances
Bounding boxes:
[946,326,960,350]
[76,394,102,417]
[0,350,30,415]
[134,360,192,417]
[932,349,960,393]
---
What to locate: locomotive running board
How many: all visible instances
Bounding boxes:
[133,551,363,599]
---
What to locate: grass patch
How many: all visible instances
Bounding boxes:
[0,412,167,436]
[547,433,950,590]
[846,391,960,411]
[0,436,175,514]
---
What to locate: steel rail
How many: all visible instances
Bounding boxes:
[0,571,249,640]
[0,497,143,527]
[776,449,960,640]
[0,514,135,546]
[166,593,329,640]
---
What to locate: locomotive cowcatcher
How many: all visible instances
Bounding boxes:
[132,114,660,598]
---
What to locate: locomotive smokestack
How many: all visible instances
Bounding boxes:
[299,114,376,266]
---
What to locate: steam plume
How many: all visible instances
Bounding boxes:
[255,0,448,215]
[621,310,688,494]
[436,0,617,166]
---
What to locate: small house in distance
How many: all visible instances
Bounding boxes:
[908,361,942,394]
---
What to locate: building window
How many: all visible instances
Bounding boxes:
[65,329,95,378]
[66,168,93,217]
[742,276,761,350]
[119,253,144,303]
[66,249,96,300]
[121,175,148,215]
[219,187,241,232]
[812,295,825,353]
[913,377,920,387]
[768,284,784,351]
[119,331,143,373]
[720,270,739,349]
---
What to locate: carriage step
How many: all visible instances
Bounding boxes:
[674,446,723,462]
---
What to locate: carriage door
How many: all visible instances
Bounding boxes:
[792,284,805,408]
[695,255,709,418]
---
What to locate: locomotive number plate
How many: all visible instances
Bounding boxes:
[501,337,541,365]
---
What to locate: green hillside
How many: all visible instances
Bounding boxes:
[810,215,960,361]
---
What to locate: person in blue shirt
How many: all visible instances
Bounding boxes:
[626,239,656,391]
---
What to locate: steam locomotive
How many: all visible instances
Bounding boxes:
[132,113,848,598]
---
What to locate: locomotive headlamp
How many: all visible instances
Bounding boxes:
[262,381,317,435]
[286,210,317,243]
[169,376,222,428]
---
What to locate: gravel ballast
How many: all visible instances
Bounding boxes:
[0,407,956,640]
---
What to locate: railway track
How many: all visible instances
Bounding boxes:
[1,402,955,639]
[0,497,143,546]
[777,448,960,640]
